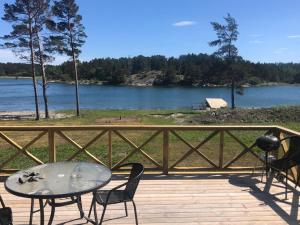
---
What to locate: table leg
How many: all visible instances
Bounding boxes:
[39,199,45,225]
[85,196,98,225]
[48,199,55,225]
[77,196,84,218]
[29,199,34,225]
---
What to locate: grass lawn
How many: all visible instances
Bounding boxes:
[0,108,299,171]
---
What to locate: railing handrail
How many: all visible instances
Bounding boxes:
[0,124,299,184]
[0,125,280,131]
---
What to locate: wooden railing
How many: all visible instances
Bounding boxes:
[0,125,299,181]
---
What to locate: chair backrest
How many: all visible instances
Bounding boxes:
[124,163,144,199]
[284,136,300,166]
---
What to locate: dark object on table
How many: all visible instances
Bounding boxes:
[18,171,43,184]
[0,195,13,225]
[89,163,144,225]
[269,135,300,199]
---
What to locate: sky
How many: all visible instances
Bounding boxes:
[0,0,300,64]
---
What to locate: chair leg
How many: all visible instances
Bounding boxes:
[88,196,94,218]
[99,204,107,225]
[132,200,138,225]
[124,202,128,217]
[93,200,98,225]
[88,196,98,224]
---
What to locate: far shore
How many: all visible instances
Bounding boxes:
[0,76,299,88]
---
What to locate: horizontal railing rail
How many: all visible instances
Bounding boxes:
[0,125,299,183]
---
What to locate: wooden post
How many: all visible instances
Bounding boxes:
[108,130,112,169]
[48,129,56,163]
[219,131,224,168]
[163,129,169,175]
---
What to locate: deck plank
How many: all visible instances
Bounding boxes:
[0,174,299,225]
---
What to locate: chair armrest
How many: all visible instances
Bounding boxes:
[279,135,298,142]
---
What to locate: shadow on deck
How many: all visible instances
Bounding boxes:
[1,173,300,225]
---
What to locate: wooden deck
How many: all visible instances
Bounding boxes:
[1,173,300,225]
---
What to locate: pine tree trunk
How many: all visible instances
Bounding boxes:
[72,51,80,117]
[69,30,80,117]
[231,79,235,109]
[36,32,49,119]
[29,23,40,120]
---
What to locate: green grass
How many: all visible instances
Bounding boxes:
[0,108,299,171]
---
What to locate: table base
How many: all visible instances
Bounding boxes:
[29,196,97,225]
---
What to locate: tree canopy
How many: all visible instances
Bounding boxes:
[1,54,300,87]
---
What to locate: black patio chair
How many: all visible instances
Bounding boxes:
[89,163,144,225]
[268,135,300,199]
[0,195,13,225]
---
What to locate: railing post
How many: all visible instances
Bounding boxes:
[48,129,56,163]
[108,130,112,169]
[163,129,169,175]
[219,130,224,169]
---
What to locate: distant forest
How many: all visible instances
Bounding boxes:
[1,53,300,86]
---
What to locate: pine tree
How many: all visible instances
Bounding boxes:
[2,0,43,120]
[209,13,239,109]
[33,0,52,119]
[47,0,87,116]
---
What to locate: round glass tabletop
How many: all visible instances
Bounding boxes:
[5,162,112,199]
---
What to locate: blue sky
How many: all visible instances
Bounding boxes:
[0,0,300,64]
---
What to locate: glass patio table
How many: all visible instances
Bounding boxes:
[5,162,112,225]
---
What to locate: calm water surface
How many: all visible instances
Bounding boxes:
[0,78,300,111]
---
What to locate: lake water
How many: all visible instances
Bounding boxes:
[0,78,300,111]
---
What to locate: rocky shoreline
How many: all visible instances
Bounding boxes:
[0,111,73,120]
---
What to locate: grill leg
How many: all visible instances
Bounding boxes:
[285,170,288,200]
[265,152,269,179]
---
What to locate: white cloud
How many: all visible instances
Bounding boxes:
[0,49,21,63]
[274,48,288,54]
[287,35,300,39]
[250,34,262,38]
[0,49,69,65]
[249,40,263,44]
[0,49,70,65]
[50,55,69,65]
[172,21,197,27]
